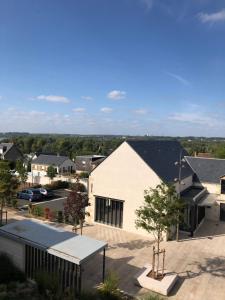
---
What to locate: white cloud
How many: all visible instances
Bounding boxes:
[168,112,219,127]
[73,107,86,113]
[81,96,93,101]
[198,9,225,24]
[107,90,126,100]
[100,107,113,113]
[36,95,70,103]
[166,72,190,86]
[133,108,148,115]
[140,0,154,11]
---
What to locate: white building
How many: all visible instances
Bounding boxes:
[31,154,76,177]
[87,140,197,236]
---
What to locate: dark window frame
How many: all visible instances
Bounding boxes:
[95,196,124,228]
[221,179,225,194]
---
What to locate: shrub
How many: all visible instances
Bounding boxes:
[44,207,50,219]
[32,184,42,188]
[0,284,7,292]
[0,254,26,284]
[35,271,59,298]
[70,182,86,192]
[57,211,63,223]
[44,180,69,190]
[79,172,89,179]
[140,294,164,300]
[32,205,44,217]
[12,199,18,208]
[97,272,121,299]
[49,210,57,222]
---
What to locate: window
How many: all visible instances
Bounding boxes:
[221,180,225,194]
[95,197,123,228]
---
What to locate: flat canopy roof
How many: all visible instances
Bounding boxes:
[0,219,107,265]
[198,193,218,207]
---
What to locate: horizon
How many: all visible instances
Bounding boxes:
[1,131,225,140]
[1,1,225,136]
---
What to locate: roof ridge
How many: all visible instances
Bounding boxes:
[185,156,225,161]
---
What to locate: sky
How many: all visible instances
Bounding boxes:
[1,0,225,136]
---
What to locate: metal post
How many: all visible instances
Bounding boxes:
[102,248,106,282]
[152,246,155,277]
[176,150,183,242]
[78,265,82,295]
[162,249,165,276]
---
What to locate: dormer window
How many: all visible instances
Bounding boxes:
[221,179,225,194]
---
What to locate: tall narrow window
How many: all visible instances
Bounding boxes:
[221,180,225,194]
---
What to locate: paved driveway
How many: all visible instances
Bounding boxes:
[81,220,225,300]
[17,189,69,211]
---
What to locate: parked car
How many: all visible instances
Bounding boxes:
[39,188,54,198]
[17,189,43,202]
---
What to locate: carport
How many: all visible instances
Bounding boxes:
[0,219,107,295]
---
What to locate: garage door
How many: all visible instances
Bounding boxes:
[220,203,225,221]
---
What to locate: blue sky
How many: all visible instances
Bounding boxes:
[1,0,225,136]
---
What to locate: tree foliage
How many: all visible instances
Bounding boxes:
[64,179,89,235]
[16,160,28,186]
[0,161,19,224]
[47,165,57,180]
[4,135,123,159]
[135,182,183,278]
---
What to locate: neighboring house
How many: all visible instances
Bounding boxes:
[23,153,38,170]
[0,143,23,161]
[75,155,105,173]
[194,152,213,158]
[186,156,225,223]
[87,140,203,236]
[31,154,76,177]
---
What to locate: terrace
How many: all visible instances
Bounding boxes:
[5,209,225,300]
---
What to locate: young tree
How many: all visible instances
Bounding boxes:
[64,178,89,235]
[135,182,183,279]
[0,161,19,224]
[16,160,28,188]
[47,165,57,182]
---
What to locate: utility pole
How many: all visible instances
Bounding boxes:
[174,150,185,242]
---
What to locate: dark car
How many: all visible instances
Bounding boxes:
[17,189,43,202]
[39,188,54,199]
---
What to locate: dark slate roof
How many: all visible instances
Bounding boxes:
[126,140,194,183]
[75,155,105,172]
[185,156,225,184]
[0,143,14,154]
[32,154,69,166]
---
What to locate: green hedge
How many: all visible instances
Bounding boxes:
[44,180,69,190]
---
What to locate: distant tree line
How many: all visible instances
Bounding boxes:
[2,133,225,159]
[2,135,124,158]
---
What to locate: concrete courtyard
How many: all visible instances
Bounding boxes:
[6,210,225,300]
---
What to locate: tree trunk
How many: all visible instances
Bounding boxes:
[156,231,160,279]
[80,220,83,235]
[176,215,179,242]
[0,198,5,225]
